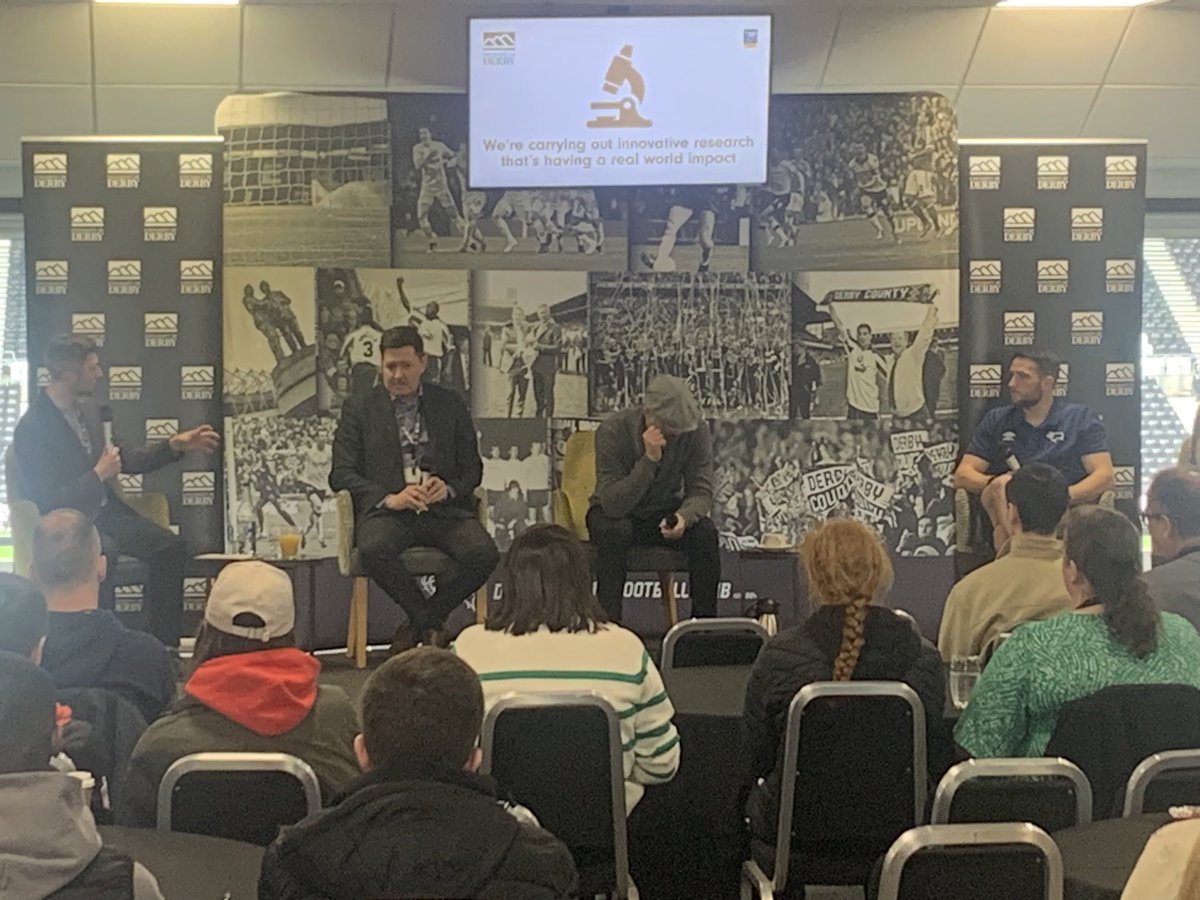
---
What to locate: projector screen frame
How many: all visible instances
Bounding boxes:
[464,12,774,191]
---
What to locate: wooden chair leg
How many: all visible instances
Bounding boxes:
[346,581,359,660]
[659,570,679,630]
[474,583,488,624]
[349,576,369,670]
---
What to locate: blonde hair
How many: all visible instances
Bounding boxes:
[1180,829,1200,900]
[800,518,894,681]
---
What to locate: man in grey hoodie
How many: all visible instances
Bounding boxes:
[0,651,164,900]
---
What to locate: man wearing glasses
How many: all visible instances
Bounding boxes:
[954,349,1114,553]
[1142,468,1200,632]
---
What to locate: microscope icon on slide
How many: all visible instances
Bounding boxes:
[586,44,653,129]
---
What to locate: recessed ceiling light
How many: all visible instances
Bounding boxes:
[996,0,1162,7]
[94,0,240,6]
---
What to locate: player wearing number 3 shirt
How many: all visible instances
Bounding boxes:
[341,318,383,399]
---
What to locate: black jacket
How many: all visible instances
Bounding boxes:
[742,606,944,837]
[329,383,482,520]
[258,760,579,900]
[12,390,179,519]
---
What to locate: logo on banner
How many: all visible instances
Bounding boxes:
[1105,363,1135,397]
[182,471,216,506]
[1037,259,1069,294]
[184,577,210,613]
[180,260,214,294]
[107,260,141,295]
[1003,207,1035,242]
[32,153,67,188]
[968,156,1001,190]
[143,206,178,242]
[145,418,178,441]
[71,313,105,347]
[969,364,1002,398]
[70,207,104,242]
[1105,155,1138,190]
[114,583,144,614]
[1071,311,1104,345]
[179,153,214,189]
[181,366,214,400]
[1054,363,1069,397]
[1004,312,1036,346]
[34,260,68,295]
[108,366,142,401]
[968,260,1002,294]
[743,28,759,48]
[1037,155,1069,190]
[1113,465,1136,501]
[144,313,178,348]
[1071,207,1103,242]
[105,153,140,189]
[36,368,50,388]
[1106,259,1136,293]
[117,474,143,496]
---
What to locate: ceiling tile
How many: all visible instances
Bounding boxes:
[0,86,93,165]
[966,9,1129,86]
[96,86,230,136]
[770,3,840,93]
[823,7,987,86]
[1085,86,1200,158]
[0,3,90,84]
[244,4,393,89]
[93,5,241,86]
[955,86,1095,139]
[1107,8,1200,87]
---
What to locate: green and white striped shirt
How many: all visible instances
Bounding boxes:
[453,623,681,812]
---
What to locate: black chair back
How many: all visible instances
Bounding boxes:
[932,759,1092,833]
[662,618,769,669]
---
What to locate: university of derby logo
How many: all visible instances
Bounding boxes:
[1054,363,1069,397]
[36,368,50,388]
[1071,207,1103,242]
[482,30,516,66]
[1113,465,1136,501]
[1037,155,1069,190]
[108,365,142,401]
[969,364,1002,399]
[969,260,1002,294]
[1037,259,1069,294]
[182,470,216,506]
[34,260,68,295]
[114,583,144,614]
[32,153,67,189]
[1107,259,1136,294]
[144,418,179,441]
[107,260,141,295]
[179,153,214,189]
[1071,311,1104,346]
[117,474,143,496]
[70,207,104,242]
[145,312,178,348]
[1105,362,1135,397]
[184,577,210,613]
[1106,155,1138,190]
[1003,207,1035,242]
[1004,312,1036,346]
[181,365,214,400]
[71,313,106,347]
[106,153,140,189]
[180,259,214,294]
[143,206,178,242]
[968,156,1001,190]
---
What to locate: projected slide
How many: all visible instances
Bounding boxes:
[468,16,771,188]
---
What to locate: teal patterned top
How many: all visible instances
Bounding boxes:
[955,611,1200,758]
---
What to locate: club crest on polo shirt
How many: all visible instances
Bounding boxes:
[106,153,140,189]
[1047,431,1065,444]
[32,153,67,189]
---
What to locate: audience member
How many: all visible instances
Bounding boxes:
[1143,468,1200,632]
[742,518,943,844]
[0,572,49,661]
[259,648,578,900]
[453,524,680,813]
[1121,818,1200,900]
[118,561,359,827]
[938,463,1072,658]
[956,506,1200,758]
[0,651,164,899]
[34,509,175,723]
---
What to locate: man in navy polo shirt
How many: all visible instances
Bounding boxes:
[954,349,1114,552]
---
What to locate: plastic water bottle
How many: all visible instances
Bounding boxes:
[757,598,779,637]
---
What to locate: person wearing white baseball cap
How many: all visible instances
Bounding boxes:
[116,562,359,827]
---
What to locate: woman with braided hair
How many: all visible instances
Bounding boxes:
[956,506,1200,759]
[741,518,944,852]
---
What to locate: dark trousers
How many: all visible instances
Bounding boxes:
[96,503,186,647]
[357,509,500,634]
[532,366,557,418]
[586,507,720,623]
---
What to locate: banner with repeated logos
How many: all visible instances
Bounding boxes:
[958,141,1146,527]
[22,138,225,627]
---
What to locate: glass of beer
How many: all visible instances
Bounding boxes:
[278,530,302,560]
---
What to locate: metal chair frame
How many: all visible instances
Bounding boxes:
[1123,748,1200,816]
[931,757,1093,827]
[660,617,769,673]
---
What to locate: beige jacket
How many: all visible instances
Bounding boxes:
[937,532,1072,658]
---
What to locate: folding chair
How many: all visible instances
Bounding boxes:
[156,752,321,846]
[931,758,1092,833]
[661,617,769,672]
[1123,749,1200,816]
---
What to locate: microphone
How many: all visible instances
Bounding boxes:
[99,405,114,449]
[1005,454,1021,473]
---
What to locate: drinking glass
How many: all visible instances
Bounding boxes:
[278,530,302,560]
[949,656,983,711]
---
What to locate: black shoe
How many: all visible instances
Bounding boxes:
[389,624,418,657]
